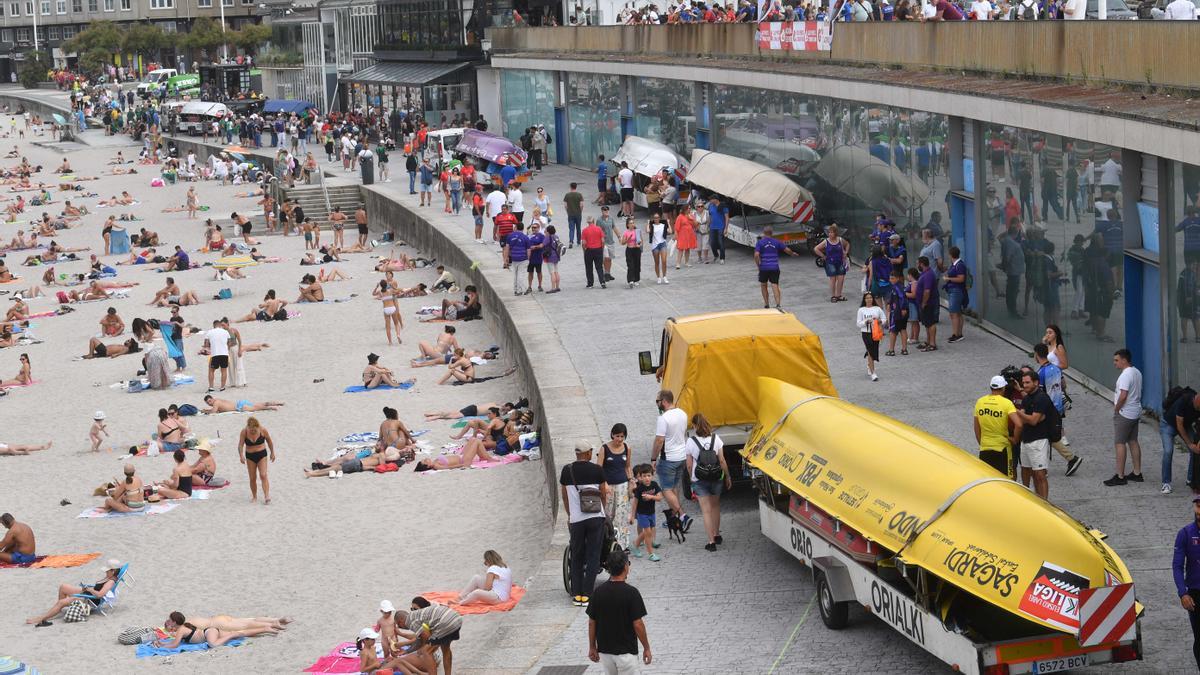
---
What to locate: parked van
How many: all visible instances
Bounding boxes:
[137,69,178,97]
[177,101,229,136]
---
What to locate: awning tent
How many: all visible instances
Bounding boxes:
[611,135,687,179]
[262,100,315,115]
[687,149,813,219]
[343,62,472,87]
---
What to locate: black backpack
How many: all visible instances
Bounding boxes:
[691,435,723,482]
[1163,386,1197,415]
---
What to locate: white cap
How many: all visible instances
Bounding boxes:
[358,627,379,641]
[93,410,106,420]
[379,599,395,613]
[989,375,1008,389]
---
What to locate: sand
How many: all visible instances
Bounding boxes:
[0,121,551,672]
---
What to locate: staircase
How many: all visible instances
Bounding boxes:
[279,182,363,223]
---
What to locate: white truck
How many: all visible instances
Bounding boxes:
[136,69,177,98]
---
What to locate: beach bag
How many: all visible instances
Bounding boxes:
[119,627,155,645]
[217,288,232,300]
[64,599,91,623]
[691,435,723,482]
[177,404,198,416]
[569,463,603,514]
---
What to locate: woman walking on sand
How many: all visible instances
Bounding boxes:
[186,186,198,220]
[373,276,403,345]
[238,417,275,505]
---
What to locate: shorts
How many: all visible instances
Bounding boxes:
[597,179,607,193]
[947,287,966,314]
[357,224,369,235]
[527,260,542,273]
[10,550,35,564]
[341,457,363,474]
[824,261,847,278]
[919,303,940,327]
[430,629,460,647]
[692,478,723,497]
[420,182,432,193]
[758,268,781,285]
[459,404,478,417]
[209,355,229,369]
[636,513,656,529]
[241,222,252,235]
[651,242,667,253]
[235,399,252,412]
[495,437,512,455]
[545,262,558,275]
[620,187,634,202]
[603,245,613,259]
[1114,413,1140,444]
[656,457,685,490]
[333,222,344,231]
[93,343,108,358]
[1020,438,1051,471]
[167,295,181,304]
[162,441,184,452]
[979,448,1015,480]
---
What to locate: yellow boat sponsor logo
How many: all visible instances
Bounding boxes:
[942,545,1021,598]
[870,580,926,646]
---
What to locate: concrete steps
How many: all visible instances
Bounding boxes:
[279,183,362,220]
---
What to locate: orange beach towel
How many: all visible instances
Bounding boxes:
[0,552,101,569]
[419,586,526,615]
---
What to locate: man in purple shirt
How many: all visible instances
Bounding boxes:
[506,222,531,295]
[922,0,964,20]
[917,255,940,351]
[1175,496,1200,669]
[754,226,798,309]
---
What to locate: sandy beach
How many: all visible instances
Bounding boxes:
[0,119,551,672]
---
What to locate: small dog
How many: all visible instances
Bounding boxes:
[663,508,686,544]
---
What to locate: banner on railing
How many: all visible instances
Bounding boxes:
[756,21,832,52]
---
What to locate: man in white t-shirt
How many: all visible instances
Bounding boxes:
[1062,0,1086,19]
[1099,153,1122,194]
[1164,0,1197,18]
[970,0,996,19]
[1110,348,1143,486]
[651,389,692,532]
[617,163,635,218]
[204,319,231,392]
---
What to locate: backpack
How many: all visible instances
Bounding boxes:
[569,462,603,514]
[1020,0,1036,19]
[177,404,199,416]
[691,435,724,482]
[1163,386,1197,415]
[1047,401,1063,443]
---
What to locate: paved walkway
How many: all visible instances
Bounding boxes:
[361,162,1190,673]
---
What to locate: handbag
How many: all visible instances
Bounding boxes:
[64,599,91,623]
[871,317,884,342]
[569,462,603,514]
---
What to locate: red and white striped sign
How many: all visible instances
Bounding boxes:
[1077,583,1136,647]
[791,199,814,223]
[756,21,832,52]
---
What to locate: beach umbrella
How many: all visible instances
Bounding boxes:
[0,656,42,674]
[213,255,258,270]
[227,152,245,162]
[51,114,66,125]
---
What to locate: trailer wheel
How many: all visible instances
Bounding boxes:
[562,546,571,596]
[816,571,849,629]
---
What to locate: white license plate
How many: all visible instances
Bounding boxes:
[1031,654,1088,674]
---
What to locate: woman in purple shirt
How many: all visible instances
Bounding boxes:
[544,225,562,293]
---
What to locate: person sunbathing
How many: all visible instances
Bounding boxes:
[317,268,351,282]
[437,349,475,385]
[214,266,247,281]
[151,449,195,500]
[395,283,429,298]
[116,248,158,266]
[3,229,28,250]
[0,261,14,282]
[0,440,51,455]
[99,308,125,337]
[149,278,200,307]
[201,395,285,414]
[26,561,121,627]
[191,442,217,486]
[158,246,192,273]
[0,513,35,565]
[106,167,138,176]
[424,401,507,421]
[234,290,288,323]
[108,152,126,165]
[433,286,481,322]
[4,299,29,322]
[61,201,83,217]
[83,337,140,360]
[296,275,324,303]
[362,353,403,389]
[449,406,506,441]
[412,438,502,472]
[412,326,460,365]
[53,158,71,174]
[304,447,401,478]
[155,611,281,648]
[0,325,16,348]
[135,228,159,246]
[374,253,417,273]
[102,465,145,512]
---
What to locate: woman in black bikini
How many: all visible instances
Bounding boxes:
[153,449,194,500]
[156,611,281,648]
[26,561,121,626]
[238,417,275,505]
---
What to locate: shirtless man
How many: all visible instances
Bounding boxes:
[257,194,276,232]
[424,401,505,421]
[304,447,400,478]
[0,513,36,564]
[61,200,83,217]
[234,290,288,323]
[135,228,159,246]
[149,277,200,307]
[53,158,71,174]
[83,337,140,359]
[296,275,324,303]
[0,440,52,456]
[377,406,414,452]
[116,248,156,266]
[201,395,285,414]
[99,307,125,337]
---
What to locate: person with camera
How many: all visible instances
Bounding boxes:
[587,549,652,674]
[561,440,610,607]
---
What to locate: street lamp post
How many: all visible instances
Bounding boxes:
[32,2,39,52]
[219,0,228,62]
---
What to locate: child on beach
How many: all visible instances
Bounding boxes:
[630,463,663,562]
[90,411,109,453]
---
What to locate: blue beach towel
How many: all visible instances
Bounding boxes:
[343,381,414,393]
[136,638,245,658]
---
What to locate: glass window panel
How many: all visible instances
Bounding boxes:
[1170,160,1200,386]
[634,77,694,158]
[500,69,556,152]
[566,73,619,167]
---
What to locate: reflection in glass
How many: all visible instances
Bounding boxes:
[500,70,556,145]
[567,73,621,167]
[634,78,695,158]
[1170,161,1200,389]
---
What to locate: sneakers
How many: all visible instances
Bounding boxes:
[1127,473,1144,482]
[648,553,662,562]
[948,334,964,343]
[1102,474,1127,486]
[1065,456,1083,476]
[1163,483,1174,495]
[662,277,669,284]
[680,513,693,533]
[631,548,643,558]
[869,372,878,382]
[572,595,589,607]
[704,543,717,552]
[656,278,663,285]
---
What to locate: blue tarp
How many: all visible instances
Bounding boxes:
[262,100,315,115]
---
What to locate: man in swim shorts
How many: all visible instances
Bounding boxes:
[0,513,36,564]
[201,395,285,414]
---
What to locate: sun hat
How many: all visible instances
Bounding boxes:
[93,411,106,420]
[574,440,593,454]
[101,558,122,572]
[195,439,213,454]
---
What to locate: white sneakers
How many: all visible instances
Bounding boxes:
[869,372,878,382]
[327,470,343,479]
[1162,483,1173,495]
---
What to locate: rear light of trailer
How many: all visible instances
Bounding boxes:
[1111,644,1140,663]
[982,665,1009,675]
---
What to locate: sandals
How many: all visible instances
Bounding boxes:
[920,344,938,352]
[836,296,847,302]
[830,296,838,303]
[900,349,909,355]
[885,350,896,356]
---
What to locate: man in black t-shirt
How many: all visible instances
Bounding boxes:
[1015,371,1055,501]
[1163,391,1200,493]
[587,550,651,672]
[560,440,609,606]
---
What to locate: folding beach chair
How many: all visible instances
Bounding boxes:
[72,563,132,617]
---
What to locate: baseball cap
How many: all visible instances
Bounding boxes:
[989,375,1008,389]
[574,440,593,454]
[358,627,379,641]
[380,599,395,613]
[1192,495,1200,504]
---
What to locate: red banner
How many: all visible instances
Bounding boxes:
[756,21,833,52]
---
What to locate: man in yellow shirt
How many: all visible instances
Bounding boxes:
[974,375,1023,479]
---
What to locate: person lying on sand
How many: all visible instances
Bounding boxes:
[155,611,284,648]
[412,438,502,472]
[423,401,508,421]
[82,337,140,359]
[317,268,351,282]
[304,447,401,478]
[26,560,121,626]
[0,441,51,456]
[201,395,284,414]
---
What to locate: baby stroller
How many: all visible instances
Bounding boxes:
[562,517,617,595]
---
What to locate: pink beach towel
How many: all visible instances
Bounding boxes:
[303,642,361,673]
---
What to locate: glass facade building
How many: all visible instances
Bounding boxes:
[494,66,1186,398]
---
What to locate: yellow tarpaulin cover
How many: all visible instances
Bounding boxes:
[661,310,836,427]
[744,377,1134,635]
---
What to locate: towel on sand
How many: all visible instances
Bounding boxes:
[450,416,486,428]
[337,429,428,444]
[304,642,383,673]
[419,586,526,614]
[0,656,40,674]
[136,637,244,658]
[0,379,38,389]
[343,381,414,393]
[77,502,179,518]
[0,552,101,569]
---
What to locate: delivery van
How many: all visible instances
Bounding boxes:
[137,68,178,98]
